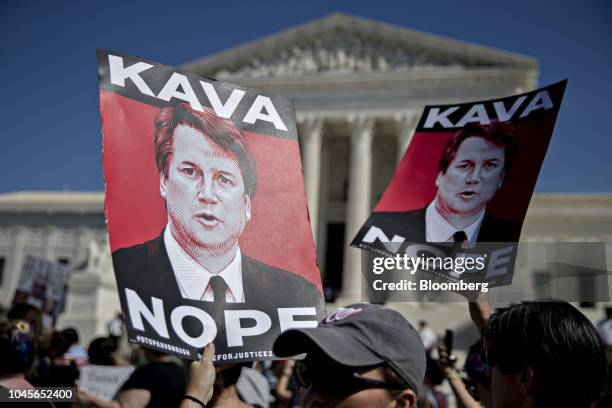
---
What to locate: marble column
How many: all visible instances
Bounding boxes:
[3,226,28,307]
[300,117,324,241]
[341,115,374,301]
[43,227,59,261]
[72,228,85,270]
[394,112,420,163]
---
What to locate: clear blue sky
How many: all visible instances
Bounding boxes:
[1,0,610,193]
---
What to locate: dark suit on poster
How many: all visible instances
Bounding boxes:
[353,208,521,246]
[354,209,520,301]
[112,231,324,310]
[112,231,325,358]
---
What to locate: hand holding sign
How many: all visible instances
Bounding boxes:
[182,343,216,408]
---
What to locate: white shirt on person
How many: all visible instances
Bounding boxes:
[425,202,484,243]
[164,226,244,302]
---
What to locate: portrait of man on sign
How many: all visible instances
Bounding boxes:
[112,102,321,307]
[351,82,567,289]
[352,83,570,252]
[361,121,520,244]
[99,50,325,361]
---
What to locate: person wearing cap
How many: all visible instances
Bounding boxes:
[273,303,426,408]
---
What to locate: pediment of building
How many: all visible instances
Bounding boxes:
[185,13,536,80]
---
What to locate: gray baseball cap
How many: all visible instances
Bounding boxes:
[273,303,426,395]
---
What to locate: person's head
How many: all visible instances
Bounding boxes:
[435,121,517,219]
[32,281,46,298]
[0,320,36,377]
[154,102,256,254]
[48,330,71,360]
[87,337,118,366]
[142,346,170,362]
[209,364,249,405]
[8,303,42,341]
[273,303,426,408]
[61,327,79,346]
[483,301,607,408]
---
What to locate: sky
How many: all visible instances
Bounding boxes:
[0,0,610,193]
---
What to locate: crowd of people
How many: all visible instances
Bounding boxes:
[1,299,611,408]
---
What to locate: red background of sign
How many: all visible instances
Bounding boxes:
[101,91,321,289]
[374,117,557,224]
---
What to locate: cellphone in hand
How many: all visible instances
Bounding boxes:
[444,329,454,354]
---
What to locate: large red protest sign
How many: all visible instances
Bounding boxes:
[352,82,566,289]
[98,50,325,361]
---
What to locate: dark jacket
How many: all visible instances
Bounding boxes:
[352,207,522,247]
[111,231,325,359]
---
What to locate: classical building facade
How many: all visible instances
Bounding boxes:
[0,192,118,338]
[1,14,609,344]
[184,13,539,302]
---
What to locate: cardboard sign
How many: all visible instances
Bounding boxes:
[352,82,566,288]
[80,365,134,401]
[98,50,325,361]
[13,255,70,321]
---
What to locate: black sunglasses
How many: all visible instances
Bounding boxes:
[294,359,407,396]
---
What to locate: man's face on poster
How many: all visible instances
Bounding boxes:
[160,124,251,253]
[435,136,506,217]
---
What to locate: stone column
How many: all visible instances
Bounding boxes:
[394,112,420,163]
[43,227,59,261]
[300,117,324,241]
[3,226,28,307]
[341,115,374,301]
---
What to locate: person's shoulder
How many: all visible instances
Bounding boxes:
[358,208,427,243]
[361,208,426,235]
[112,233,166,269]
[243,256,300,283]
[124,361,181,384]
[111,232,168,284]
[480,213,522,242]
[113,234,164,259]
[484,213,518,226]
[372,208,426,221]
[149,361,185,375]
[242,255,320,293]
[242,255,324,309]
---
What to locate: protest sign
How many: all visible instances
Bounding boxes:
[352,81,567,289]
[13,255,70,326]
[79,365,134,401]
[97,50,325,361]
